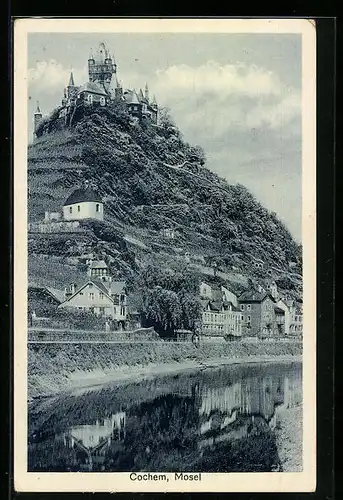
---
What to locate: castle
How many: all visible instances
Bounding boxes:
[33,42,159,137]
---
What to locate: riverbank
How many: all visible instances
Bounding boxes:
[28,340,302,400]
[276,404,303,472]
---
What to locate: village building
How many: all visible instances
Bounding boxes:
[63,181,104,222]
[58,260,128,326]
[199,282,241,337]
[286,299,303,336]
[201,299,242,337]
[238,290,282,338]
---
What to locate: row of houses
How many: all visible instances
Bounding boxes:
[28,257,302,338]
[199,281,303,338]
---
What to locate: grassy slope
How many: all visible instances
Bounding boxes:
[28,340,302,399]
[28,103,302,297]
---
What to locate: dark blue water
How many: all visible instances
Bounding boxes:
[28,361,302,472]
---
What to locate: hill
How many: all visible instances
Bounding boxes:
[28,101,302,298]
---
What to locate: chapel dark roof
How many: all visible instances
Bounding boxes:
[63,186,102,206]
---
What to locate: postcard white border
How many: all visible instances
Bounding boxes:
[14,17,316,493]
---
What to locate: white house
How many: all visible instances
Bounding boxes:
[63,181,104,221]
[201,299,242,337]
[58,261,127,324]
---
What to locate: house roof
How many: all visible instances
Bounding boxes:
[63,186,102,206]
[124,90,140,105]
[274,306,285,314]
[78,81,108,96]
[200,299,210,310]
[45,287,65,304]
[239,290,273,303]
[209,300,222,312]
[110,281,126,295]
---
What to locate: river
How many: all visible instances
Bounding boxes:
[28,360,302,472]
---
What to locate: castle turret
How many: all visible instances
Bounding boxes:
[33,101,42,138]
[151,94,158,109]
[88,42,117,92]
[144,83,149,102]
[66,71,76,99]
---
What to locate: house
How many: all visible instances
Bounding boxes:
[63,181,104,222]
[275,298,292,335]
[274,306,286,336]
[160,228,176,239]
[58,261,128,325]
[238,290,278,338]
[201,299,242,337]
[287,299,303,336]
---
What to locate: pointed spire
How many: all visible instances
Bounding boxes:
[89,47,94,60]
[34,101,41,115]
[152,94,157,105]
[139,88,144,101]
[144,82,149,101]
[68,71,75,86]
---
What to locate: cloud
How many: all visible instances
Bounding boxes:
[28,59,88,94]
[151,61,301,141]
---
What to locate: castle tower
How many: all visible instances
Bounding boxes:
[33,101,42,138]
[88,42,117,92]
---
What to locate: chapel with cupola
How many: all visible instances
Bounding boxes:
[63,180,104,221]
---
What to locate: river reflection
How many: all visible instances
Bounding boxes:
[28,361,302,472]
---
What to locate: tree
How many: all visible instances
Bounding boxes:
[135,262,202,338]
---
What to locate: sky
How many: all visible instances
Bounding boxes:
[27,33,302,242]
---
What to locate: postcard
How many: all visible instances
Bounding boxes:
[13,17,316,493]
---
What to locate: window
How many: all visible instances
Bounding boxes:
[87,94,93,104]
[100,307,105,314]
[89,293,94,300]
[100,96,106,106]
[96,204,100,212]
[247,304,251,311]
[120,294,125,302]
[99,293,104,300]
[77,205,80,212]
[247,315,251,321]
[88,284,93,288]
[79,292,83,296]
[69,207,72,214]
[240,304,245,311]
[121,306,125,315]
[241,315,244,321]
